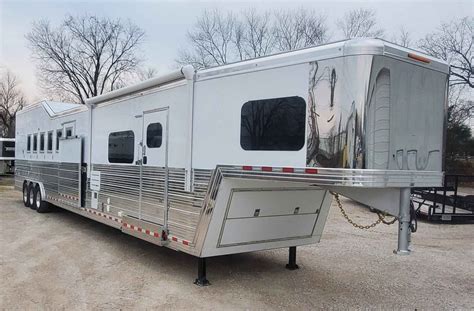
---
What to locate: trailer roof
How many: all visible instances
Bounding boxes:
[83,38,449,105]
[18,100,87,118]
[196,38,450,79]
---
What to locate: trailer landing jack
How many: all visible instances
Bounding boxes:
[395,188,412,255]
[194,257,210,286]
[285,246,299,270]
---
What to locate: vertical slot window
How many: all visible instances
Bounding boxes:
[56,129,62,152]
[47,131,53,152]
[40,133,45,152]
[33,134,38,153]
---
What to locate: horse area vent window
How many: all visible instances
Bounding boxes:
[108,130,135,164]
[146,123,163,148]
[47,131,53,152]
[27,135,31,152]
[40,133,45,152]
[240,96,306,151]
[33,135,38,152]
[56,129,62,151]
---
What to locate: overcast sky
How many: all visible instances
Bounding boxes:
[0,0,472,102]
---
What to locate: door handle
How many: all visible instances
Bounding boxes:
[143,156,147,165]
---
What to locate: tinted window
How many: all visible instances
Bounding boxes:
[27,135,31,152]
[40,133,45,152]
[2,141,15,158]
[146,123,162,148]
[47,131,53,151]
[33,134,37,152]
[66,127,73,137]
[108,131,135,164]
[240,96,306,151]
[56,129,62,151]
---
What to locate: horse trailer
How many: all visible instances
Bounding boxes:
[15,38,449,285]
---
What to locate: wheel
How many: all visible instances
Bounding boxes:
[28,183,36,210]
[22,181,30,207]
[33,185,49,213]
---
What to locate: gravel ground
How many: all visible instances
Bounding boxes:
[1,175,473,310]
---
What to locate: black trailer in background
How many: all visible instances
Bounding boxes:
[0,138,15,175]
[412,174,474,222]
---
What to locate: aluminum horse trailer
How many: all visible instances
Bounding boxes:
[15,38,449,285]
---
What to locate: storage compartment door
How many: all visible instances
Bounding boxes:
[218,189,326,247]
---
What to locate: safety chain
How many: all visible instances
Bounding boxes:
[331,192,398,229]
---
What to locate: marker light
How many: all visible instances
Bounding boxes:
[408,53,431,64]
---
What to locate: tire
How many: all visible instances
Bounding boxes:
[33,185,49,213]
[28,183,36,210]
[22,181,30,207]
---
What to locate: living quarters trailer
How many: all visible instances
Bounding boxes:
[15,39,449,285]
[0,137,15,175]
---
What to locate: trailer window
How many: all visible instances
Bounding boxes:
[40,133,45,152]
[47,131,53,152]
[66,127,73,138]
[33,134,38,152]
[108,130,135,164]
[27,135,31,152]
[56,129,62,151]
[146,123,162,148]
[240,96,306,151]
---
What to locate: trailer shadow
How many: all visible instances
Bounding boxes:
[47,206,341,291]
[9,192,462,309]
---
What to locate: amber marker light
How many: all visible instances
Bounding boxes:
[408,53,431,64]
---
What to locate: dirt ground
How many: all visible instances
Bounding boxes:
[0,175,473,310]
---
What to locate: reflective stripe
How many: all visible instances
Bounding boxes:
[241,165,319,174]
[80,208,192,246]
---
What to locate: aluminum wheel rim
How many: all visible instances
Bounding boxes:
[23,187,28,203]
[29,189,34,206]
[36,191,41,208]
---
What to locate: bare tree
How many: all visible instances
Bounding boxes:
[418,17,473,164]
[447,85,473,125]
[273,8,329,52]
[392,27,412,47]
[26,14,145,104]
[418,16,473,127]
[418,17,473,88]
[136,67,158,81]
[178,8,330,69]
[235,9,274,59]
[0,70,26,137]
[337,8,384,39]
[178,10,237,69]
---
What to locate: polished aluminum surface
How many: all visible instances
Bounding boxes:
[15,159,81,207]
[307,55,447,172]
[217,165,443,188]
[88,164,210,245]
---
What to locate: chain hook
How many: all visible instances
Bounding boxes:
[330,191,398,230]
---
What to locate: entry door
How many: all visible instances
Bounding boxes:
[142,109,168,167]
[139,108,169,226]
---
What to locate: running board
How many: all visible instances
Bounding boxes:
[121,216,167,246]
